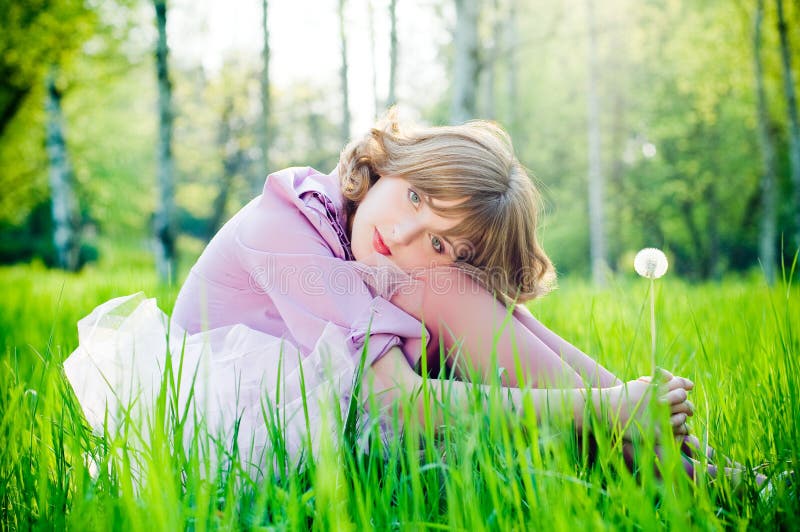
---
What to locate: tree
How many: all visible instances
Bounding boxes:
[0,0,95,138]
[338,0,351,144]
[153,0,177,283]
[45,66,81,271]
[207,97,244,240]
[0,0,99,262]
[387,0,399,109]
[584,0,607,285]
[754,0,778,284]
[451,0,480,124]
[367,0,379,116]
[258,0,271,192]
[504,0,518,138]
[481,0,503,119]
[775,0,800,250]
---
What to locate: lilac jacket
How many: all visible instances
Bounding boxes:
[173,167,617,388]
[172,167,429,368]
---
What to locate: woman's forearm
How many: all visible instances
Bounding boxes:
[367,347,605,430]
[406,373,603,430]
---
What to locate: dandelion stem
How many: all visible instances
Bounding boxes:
[650,277,657,375]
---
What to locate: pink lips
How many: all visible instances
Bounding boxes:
[373,228,391,255]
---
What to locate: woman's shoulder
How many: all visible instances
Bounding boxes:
[238,167,350,259]
[260,167,342,213]
[389,265,491,321]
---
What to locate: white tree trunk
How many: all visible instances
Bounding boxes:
[585,0,607,285]
[368,0,379,116]
[258,0,271,194]
[776,0,800,250]
[481,0,501,119]
[338,0,351,143]
[755,0,777,284]
[451,0,479,124]
[387,0,398,109]
[505,0,518,139]
[45,66,81,271]
[153,0,176,283]
[208,98,241,240]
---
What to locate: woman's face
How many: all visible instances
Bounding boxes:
[349,175,464,271]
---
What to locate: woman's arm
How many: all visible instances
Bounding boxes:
[513,304,622,387]
[367,347,692,437]
[391,268,619,389]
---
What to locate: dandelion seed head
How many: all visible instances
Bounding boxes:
[634,248,669,279]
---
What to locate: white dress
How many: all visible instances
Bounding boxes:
[63,293,362,479]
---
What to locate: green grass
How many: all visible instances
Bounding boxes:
[1,262,798,530]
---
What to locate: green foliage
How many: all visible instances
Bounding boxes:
[0,0,96,133]
[1,265,798,528]
[1,0,799,275]
[462,0,800,278]
[0,0,153,262]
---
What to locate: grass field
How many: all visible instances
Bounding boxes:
[1,261,798,530]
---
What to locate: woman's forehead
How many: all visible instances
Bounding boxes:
[425,194,464,210]
[424,195,468,228]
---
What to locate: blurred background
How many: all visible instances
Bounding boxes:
[1,0,798,284]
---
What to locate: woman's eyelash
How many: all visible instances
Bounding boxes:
[431,235,444,254]
[408,188,444,254]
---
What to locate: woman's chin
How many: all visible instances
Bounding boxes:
[351,247,376,266]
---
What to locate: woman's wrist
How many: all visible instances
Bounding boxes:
[575,386,617,430]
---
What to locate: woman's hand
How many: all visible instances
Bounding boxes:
[604,370,695,440]
[640,369,695,433]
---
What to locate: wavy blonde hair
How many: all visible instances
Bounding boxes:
[337,113,555,303]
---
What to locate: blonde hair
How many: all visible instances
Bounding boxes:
[337,113,555,303]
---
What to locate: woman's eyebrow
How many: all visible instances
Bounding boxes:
[421,194,462,252]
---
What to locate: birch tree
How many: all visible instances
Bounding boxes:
[338,0,351,144]
[153,0,176,283]
[754,0,777,284]
[451,0,479,124]
[776,0,800,250]
[505,0,518,139]
[45,66,81,271]
[387,0,398,109]
[585,0,607,285]
[481,0,502,119]
[258,0,271,193]
[368,0,379,116]
[208,97,242,240]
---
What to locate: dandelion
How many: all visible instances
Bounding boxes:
[634,248,669,375]
[634,248,668,280]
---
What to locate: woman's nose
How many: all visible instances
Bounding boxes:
[391,219,424,245]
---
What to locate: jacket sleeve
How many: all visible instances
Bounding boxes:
[233,175,429,369]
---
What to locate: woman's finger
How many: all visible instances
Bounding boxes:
[670,412,686,426]
[664,376,694,392]
[640,372,694,392]
[669,400,694,416]
[656,367,674,383]
[671,420,689,436]
[663,376,692,391]
[661,388,688,405]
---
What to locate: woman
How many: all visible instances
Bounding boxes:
[65,115,696,478]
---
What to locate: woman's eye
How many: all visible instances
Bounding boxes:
[408,189,421,205]
[431,235,444,254]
